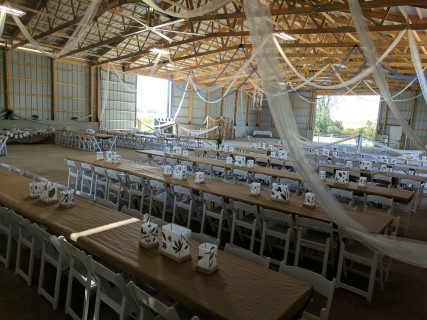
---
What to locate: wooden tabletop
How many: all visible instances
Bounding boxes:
[137,149,303,182]
[135,150,414,204]
[67,154,393,233]
[0,169,312,320]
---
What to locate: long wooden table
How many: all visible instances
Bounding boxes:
[68,154,393,233]
[138,149,303,181]
[135,150,414,204]
[0,169,312,320]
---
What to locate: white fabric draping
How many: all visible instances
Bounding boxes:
[408,29,427,110]
[141,0,232,19]
[173,81,190,121]
[349,1,426,154]
[0,8,6,39]
[301,135,360,148]
[177,124,218,136]
[361,134,423,155]
[244,0,427,268]
[6,0,101,59]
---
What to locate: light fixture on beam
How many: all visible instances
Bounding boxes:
[149,47,170,55]
[274,32,295,41]
[0,5,25,17]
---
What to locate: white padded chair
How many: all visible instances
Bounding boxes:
[224,243,270,268]
[229,199,262,252]
[89,258,138,320]
[279,263,336,320]
[58,237,97,320]
[259,208,294,265]
[336,226,383,302]
[294,216,334,277]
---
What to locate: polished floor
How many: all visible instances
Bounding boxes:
[1,143,427,320]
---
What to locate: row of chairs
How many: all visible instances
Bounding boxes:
[0,206,201,320]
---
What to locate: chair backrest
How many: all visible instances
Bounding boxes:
[197,164,212,172]
[260,207,294,227]
[64,159,78,169]
[400,178,422,189]
[200,192,226,210]
[149,217,168,227]
[277,178,301,195]
[279,263,336,320]
[372,174,392,184]
[224,244,270,268]
[120,206,143,219]
[295,216,333,236]
[95,197,119,210]
[93,166,107,176]
[106,169,121,181]
[79,162,93,172]
[127,281,180,320]
[230,199,259,218]
[191,232,220,246]
[253,173,272,186]
[329,188,354,207]
[364,195,393,214]
[75,190,94,201]
[58,237,93,276]
[180,160,194,171]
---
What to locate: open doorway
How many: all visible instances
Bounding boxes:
[313,95,380,145]
[136,75,170,131]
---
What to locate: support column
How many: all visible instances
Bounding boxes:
[188,91,193,124]
[96,65,101,123]
[4,50,10,111]
[51,59,57,120]
[220,88,225,117]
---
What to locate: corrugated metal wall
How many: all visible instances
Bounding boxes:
[378,90,427,146]
[100,69,136,129]
[9,51,51,119]
[56,61,90,121]
[0,51,5,111]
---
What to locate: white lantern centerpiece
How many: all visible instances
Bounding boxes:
[195,243,218,275]
[160,223,191,262]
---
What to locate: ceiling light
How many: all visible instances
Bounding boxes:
[274,32,295,41]
[149,48,170,55]
[0,5,25,17]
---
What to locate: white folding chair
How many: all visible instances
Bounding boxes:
[329,187,355,209]
[364,195,394,215]
[75,190,94,201]
[371,174,393,188]
[89,258,138,320]
[200,192,228,241]
[0,136,8,156]
[95,197,119,211]
[259,208,294,265]
[14,215,41,286]
[277,178,302,196]
[105,169,124,205]
[127,281,200,320]
[149,180,171,221]
[229,199,262,252]
[93,166,109,199]
[65,159,80,190]
[172,185,200,228]
[224,243,270,268]
[279,263,336,320]
[120,205,144,219]
[32,224,68,310]
[0,207,15,268]
[336,226,383,302]
[294,216,334,277]
[191,232,220,246]
[58,237,97,320]
[78,162,94,194]
[122,174,147,213]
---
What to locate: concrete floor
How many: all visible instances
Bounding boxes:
[1,143,427,320]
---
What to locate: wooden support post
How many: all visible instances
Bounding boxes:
[381,101,388,135]
[89,66,94,122]
[246,93,250,126]
[4,50,10,111]
[220,88,225,117]
[51,58,56,120]
[188,91,193,124]
[233,91,239,125]
[205,90,209,123]
[96,65,101,123]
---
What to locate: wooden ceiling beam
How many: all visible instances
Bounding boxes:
[188,0,426,21]
[10,0,141,50]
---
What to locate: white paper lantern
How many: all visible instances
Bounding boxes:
[105,151,113,163]
[140,221,159,249]
[318,171,326,181]
[96,152,104,160]
[246,159,254,167]
[250,182,261,196]
[271,183,289,202]
[359,161,372,170]
[173,146,182,155]
[163,165,172,176]
[182,150,189,157]
[226,157,233,164]
[28,182,42,198]
[358,176,368,188]
[59,189,75,208]
[160,223,191,262]
[195,172,205,184]
[112,154,121,163]
[334,170,349,184]
[303,192,316,208]
[234,156,246,167]
[196,243,218,274]
[172,165,187,180]
[345,160,353,168]
[40,182,58,203]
